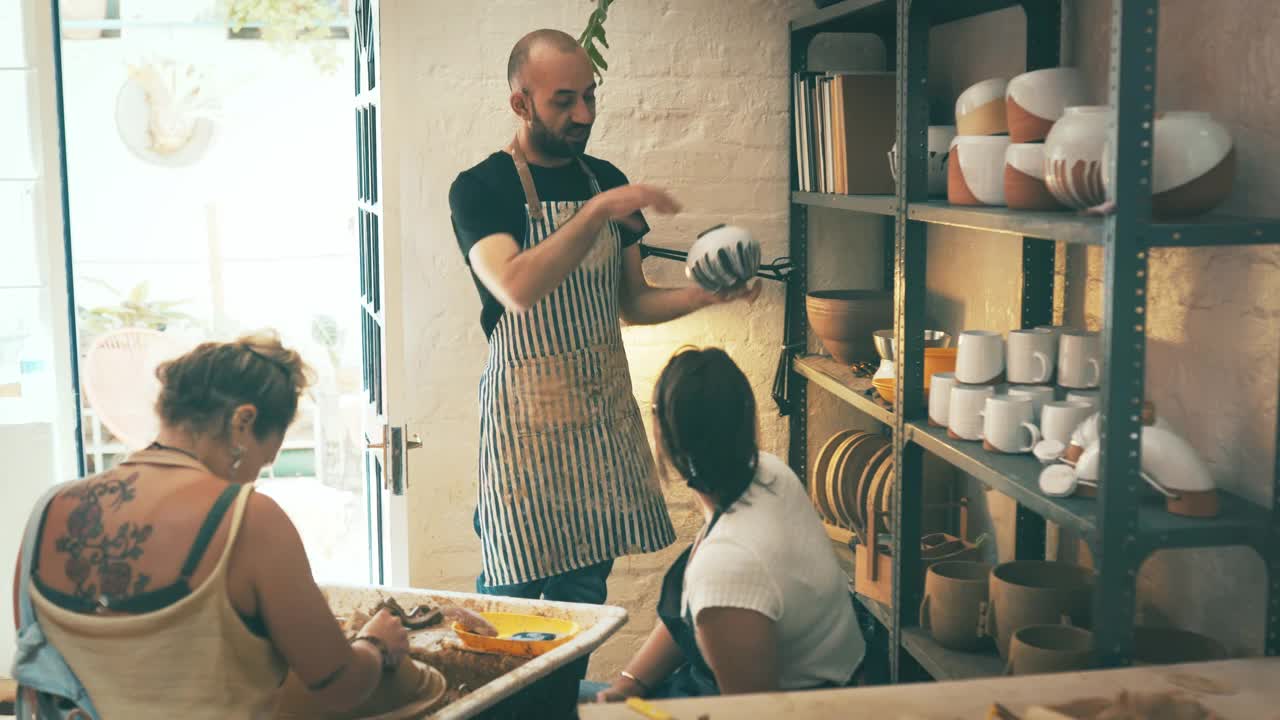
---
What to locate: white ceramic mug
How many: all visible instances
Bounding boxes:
[949,384,997,441]
[1058,331,1102,389]
[956,330,1005,385]
[1006,328,1057,384]
[1066,389,1100,412]
[929,372,957,426]
[980,396,1041,454]
[1040,400,1094,446]
[1007,385,1055,421]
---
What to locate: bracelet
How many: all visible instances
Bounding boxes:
[619,670,652,695]
[353,635,396,673]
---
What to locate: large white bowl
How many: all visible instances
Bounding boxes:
[685,224,760,292]
[1006,67,1087,143]
[956,77,1009,136]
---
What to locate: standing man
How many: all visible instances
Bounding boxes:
[448,29,758,614]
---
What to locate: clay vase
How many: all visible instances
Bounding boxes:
[805,290,894,364]
[1006,68,1088,143]
[1043,106,1114,209]
[1005,143,1064,211]
[948,136,1011,206]
[984,561,1095,660]
[956,78,1009,136]
[1132,626,1228,665]
[920,561,993,651]
[1006,625,1094,676]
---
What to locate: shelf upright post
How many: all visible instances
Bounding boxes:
[787,26,816,475]
[1094,0,1158,669]
[1011,0,1062,563]
[890,0,930,683]
[1269,354,1280,656]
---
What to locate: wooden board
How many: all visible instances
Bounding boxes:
[580,658,1280,720]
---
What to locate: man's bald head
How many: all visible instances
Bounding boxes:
[507,29,584,90]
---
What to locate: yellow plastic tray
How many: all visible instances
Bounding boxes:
[453,612,581,658]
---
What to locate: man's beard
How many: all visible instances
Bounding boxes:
[529,106,591,158]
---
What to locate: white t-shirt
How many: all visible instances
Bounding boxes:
[683,452,865,689]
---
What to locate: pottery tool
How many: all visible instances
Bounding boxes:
[625,696,673,720]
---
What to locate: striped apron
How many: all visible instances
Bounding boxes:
[475,140,676,586]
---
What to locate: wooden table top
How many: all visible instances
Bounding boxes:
[580,658,1280,720]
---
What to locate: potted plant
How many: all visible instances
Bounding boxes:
[579,0,618,82]
[222,0,342,71]
[76,279,199,351]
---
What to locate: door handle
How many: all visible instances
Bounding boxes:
[367,427,422,495]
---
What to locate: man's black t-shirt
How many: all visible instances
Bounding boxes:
[449,151,648,339]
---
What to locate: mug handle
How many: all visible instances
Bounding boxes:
[919,594,931,631]
[1004,659,1015,676]
[977,599,992,639]
[1087,358,1102,387]
[1034,351,1051,383]
[1019,422,1042,453]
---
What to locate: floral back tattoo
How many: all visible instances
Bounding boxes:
[54,470,155,607]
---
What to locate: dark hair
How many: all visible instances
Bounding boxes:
[653,347,759,510]
[154,331,311,440]
[507,28,582,89]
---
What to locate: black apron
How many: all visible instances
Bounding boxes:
[652,512,723,698]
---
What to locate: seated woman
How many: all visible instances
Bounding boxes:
[596,347,864,701]
[12,333,409,718]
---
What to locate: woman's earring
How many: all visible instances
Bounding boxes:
[230,445,245,472]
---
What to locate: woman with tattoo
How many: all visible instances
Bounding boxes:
[11,333,409,718]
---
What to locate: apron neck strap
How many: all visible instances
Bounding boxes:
[509,134,599,223]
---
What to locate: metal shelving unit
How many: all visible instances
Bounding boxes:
[784,0,1280,683]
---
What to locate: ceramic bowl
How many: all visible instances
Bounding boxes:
[889,125,957,196]
[1141,425,1213,493]
[806,290,894,365]
[1102,111,1235,218]
[1006,67,1088,143]
[871,329,954,361]
[1044,105,1114,209]
[686,224,760,292]
[1004,143,1064,211]
[956,78,1009,136]
[948,135,1011,206]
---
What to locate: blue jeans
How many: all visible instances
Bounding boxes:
[473,510,614,682]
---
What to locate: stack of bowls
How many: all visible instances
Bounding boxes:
[1004,68,1087,210]
[870,329,955,404]
[949,78,1011,207]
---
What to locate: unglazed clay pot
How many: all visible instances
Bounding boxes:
[920,561,993,652]
[1006,67,1088,143]
[956,78,1009,136]
[984,561,1094,660]
[1005,143,1064,210]
[1102,111,1235,218]
[889,125,957,196]
[948,136,1010,206]
[1006,625,1094,676]
[805,290,893,364]
[1044,106,1114,209]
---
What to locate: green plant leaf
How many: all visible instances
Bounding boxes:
[586,44,608,71]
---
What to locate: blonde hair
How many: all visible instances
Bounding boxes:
[154,331,312,439]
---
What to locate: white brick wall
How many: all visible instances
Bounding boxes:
[381,0,812,677]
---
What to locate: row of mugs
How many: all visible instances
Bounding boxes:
[932,379,1097,454]
[955,328,1101,388]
